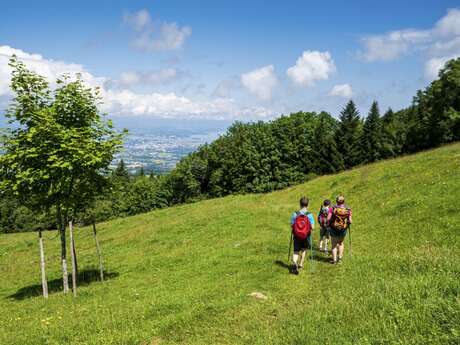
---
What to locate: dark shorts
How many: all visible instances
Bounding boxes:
[320,226,330,239]
[330,227,347,239]
[293,234,312,252]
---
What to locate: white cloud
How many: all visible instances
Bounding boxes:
[0,45,105,97]
[287,51,336,86]
[0,45,273,120]
[360,29,431,61]
[124,9,191,51]
[241,65,277,100]
[118,68,179,86]
[101,89,273,120]
[424,56,456,80]
[359,8,460,80]
[434,8,460,36]
[429,36,460,57]
[330,84,353,98]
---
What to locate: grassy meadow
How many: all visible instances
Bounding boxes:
[0,143,459,345]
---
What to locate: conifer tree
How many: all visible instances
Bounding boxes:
[335,100,362,168]
[381,108,398,158]
[360,101,383,163]
[114,159,129,180]
[311,112,344,174]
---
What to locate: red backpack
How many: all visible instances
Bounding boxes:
[292,212,312,240]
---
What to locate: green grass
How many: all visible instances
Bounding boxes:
[1,144,460,345]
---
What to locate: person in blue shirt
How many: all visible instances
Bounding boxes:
[290,196,315,274]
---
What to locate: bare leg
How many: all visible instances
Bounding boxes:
[292,251,300,265]
[338,240,345,259]
[299,249,307,268]
[331,237,339,263]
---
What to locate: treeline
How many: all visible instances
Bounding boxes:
[1,58,459,233]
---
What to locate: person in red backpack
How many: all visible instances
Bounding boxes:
[327,195,352,264]
[290,196,315,274]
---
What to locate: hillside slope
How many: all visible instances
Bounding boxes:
[0,143,459,345]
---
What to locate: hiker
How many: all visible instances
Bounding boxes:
[327,195,352,264]
[290,196,315,274]
[317,199,332,254]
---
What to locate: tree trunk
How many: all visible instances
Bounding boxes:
[58,208,69,294]
[69,220,77,297]
[38,229,48,299]
[92,221,104,281]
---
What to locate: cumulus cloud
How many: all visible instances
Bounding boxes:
[0,45,273,120]
[286,51,336,87]
[434,8,460,36]
[241,65,277,100]
[330,84,353,98]
[101,89,273,119]
[0,45,105,97]
[359,8,460,79]
[124,9,191,51]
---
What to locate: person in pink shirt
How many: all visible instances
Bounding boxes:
[327,195,352,264]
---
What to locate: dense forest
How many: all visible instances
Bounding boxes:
[1,57,459,233]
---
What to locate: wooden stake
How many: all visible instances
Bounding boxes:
[59,222,69,294]
[69,220,77,297]
[38,229,48,299]
[92,221,104,281]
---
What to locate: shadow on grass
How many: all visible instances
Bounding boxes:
[7,269,119,300]
[311,254,332,263]
[274,260,290,269]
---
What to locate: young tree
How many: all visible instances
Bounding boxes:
[0,56,125,295]
[335,100,362,168]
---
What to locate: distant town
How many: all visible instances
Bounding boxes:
[112,128,221,174]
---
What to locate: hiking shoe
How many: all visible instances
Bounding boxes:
[291,263,299,274]
[330,259,337,265]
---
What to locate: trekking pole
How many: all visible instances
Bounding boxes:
[349,224,352,257]
[287,232,293,265]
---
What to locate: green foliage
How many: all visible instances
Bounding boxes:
[0,144,459,344]
[0,56,125,228]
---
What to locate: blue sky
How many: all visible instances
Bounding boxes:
[1,0,459,126]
